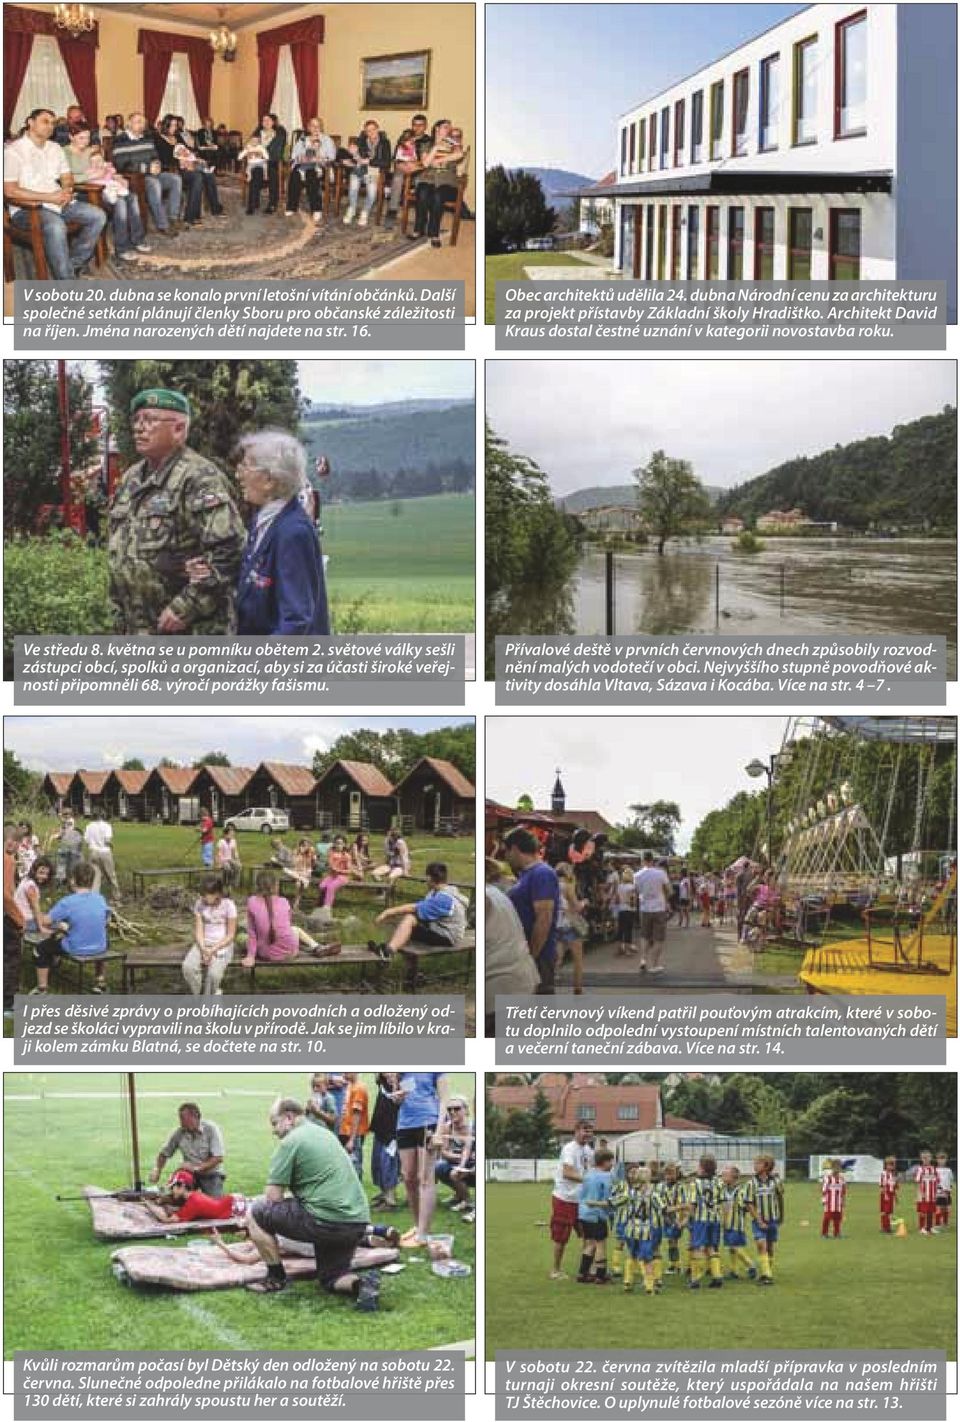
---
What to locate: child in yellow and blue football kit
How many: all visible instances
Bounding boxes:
[742,1153,784,1285]
[682,1154,724,1289]
[659,1162,685,1276]
[622,1167,663,1296]
[721,1164,758,1280]
[609,1164,636,1277]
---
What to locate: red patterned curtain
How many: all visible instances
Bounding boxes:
[288,43,318,125]
[57,35,98,122]
[137,30,213,123]
[257,45,280,122]
[4,6,99,136]
[187,47,213,121]
[256,16,323,124]
[4,31,33,136]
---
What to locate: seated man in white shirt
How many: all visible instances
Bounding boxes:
[4,107,106,279]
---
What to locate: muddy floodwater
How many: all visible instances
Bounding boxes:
[567,537,958,676]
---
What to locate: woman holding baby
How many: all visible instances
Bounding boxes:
[64,125,152,261]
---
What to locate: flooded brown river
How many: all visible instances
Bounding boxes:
[570,537,957,676]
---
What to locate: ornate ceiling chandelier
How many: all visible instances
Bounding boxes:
[54,4,96,37]
[209,8,238,62]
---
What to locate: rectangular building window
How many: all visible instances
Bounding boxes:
[710,80,724,159]
[687,205,700,277]
[835,10,867,137]
[754,206,775,278]
[638,117,646,168]
[760,53,780,150]
[691,89,704,162]
[660,106,670,169]
[727,205,745,278]
[706,205,720,277]
[649,112,657,169]
[732,68,749,156]
[793,36,818,145]
[576,1104,596,1121]
[617,1104,640,1121]
[620,126,628,175]
[657,203,667,277]
[830,208,861,278]
[629,121,637,173]
[645,203,655,278]
[788,206,813,277]
[671,205,682,277]
[674,98,685,166]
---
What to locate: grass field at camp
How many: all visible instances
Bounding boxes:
[10,818,475,1001]
[4,1072,475,1356]
[323,493,475,632]
[485,1181,957,1356]
[484,252,597,322]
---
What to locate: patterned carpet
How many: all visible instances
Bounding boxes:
[98,176,431,280]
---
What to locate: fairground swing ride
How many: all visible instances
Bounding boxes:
[765,716,956,1032]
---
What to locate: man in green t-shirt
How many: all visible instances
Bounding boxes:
[248,1096,378,1309]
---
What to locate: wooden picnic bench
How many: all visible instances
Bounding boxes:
[121,942,404,994]
[131,865,261,899]
[50,948,128,994]
[397,933,475,992]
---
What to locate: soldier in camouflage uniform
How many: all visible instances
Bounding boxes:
[108,389,246,634]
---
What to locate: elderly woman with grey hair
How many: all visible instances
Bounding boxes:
[231,430,330,635]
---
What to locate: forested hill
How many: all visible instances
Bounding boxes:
[299,398,474,501]
[715,407,957,530]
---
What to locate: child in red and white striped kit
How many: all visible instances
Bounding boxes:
[914,1150,940,1235]
[820,1161,846,1238]
[879,1157,899,1234]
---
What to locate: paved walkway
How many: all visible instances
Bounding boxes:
[556,918,798,993]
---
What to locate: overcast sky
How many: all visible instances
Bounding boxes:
[487,3,806,176]
[487,716,800,850]
[297,361,474,406]
[76,361,474,408]
[486,361,956,497]
[6,717,469,773]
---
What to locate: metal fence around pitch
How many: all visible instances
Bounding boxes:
[601,550,786,635]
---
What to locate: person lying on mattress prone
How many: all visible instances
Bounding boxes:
[145,1169,249,1224]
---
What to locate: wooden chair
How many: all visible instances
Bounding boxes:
[399,146,470,246]
[71,184,110,267]
[3,197,93,280]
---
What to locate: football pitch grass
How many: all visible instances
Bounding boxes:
[4,1073,475,1356]
[486,1182,956,1356]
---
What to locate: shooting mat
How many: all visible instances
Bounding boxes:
[84,1186,245,1240]
[110,1240,399,1290]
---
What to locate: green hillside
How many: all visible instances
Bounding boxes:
[299,400,475,502]
[716,407,957,531]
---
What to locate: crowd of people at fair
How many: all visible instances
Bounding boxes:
[3,812,467,1001]
[484,822,781,1031]
[4,102,469,279]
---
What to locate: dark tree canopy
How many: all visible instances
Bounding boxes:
[100,361,302,469]
[485,166,556,253]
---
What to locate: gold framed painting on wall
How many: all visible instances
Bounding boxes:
[360,49,430,109]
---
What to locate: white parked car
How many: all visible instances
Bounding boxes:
[224,807,290,834]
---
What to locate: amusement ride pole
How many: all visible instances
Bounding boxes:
[127,1073,144,1191]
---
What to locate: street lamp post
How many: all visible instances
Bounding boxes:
[745,754,778,865]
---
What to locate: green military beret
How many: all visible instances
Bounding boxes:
[130,388,192,419]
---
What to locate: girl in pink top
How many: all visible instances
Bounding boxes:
[241,871,319,964]
[320,835,352,908]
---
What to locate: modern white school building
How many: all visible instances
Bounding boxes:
[609,3,956,314]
